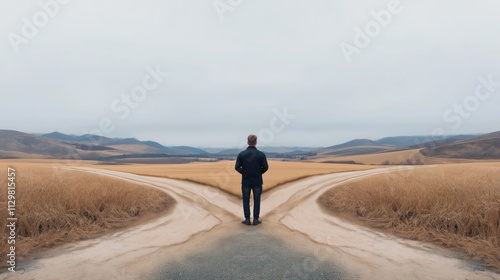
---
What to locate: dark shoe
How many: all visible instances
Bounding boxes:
[253,218,262,225]
[242,219,251,225]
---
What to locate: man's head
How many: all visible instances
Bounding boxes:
[247,134,257,146]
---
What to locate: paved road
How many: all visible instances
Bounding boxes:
[149,223,352,280]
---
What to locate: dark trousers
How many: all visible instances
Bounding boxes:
[242,184,262,219]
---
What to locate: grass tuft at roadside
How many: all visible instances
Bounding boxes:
[0,165,175,266]
[318,162,500,270]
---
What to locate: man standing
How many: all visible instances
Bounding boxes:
[235,134,269,225]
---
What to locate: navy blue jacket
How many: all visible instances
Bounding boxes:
[235,146,269,186]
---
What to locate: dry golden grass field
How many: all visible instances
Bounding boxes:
[319,162,500,270]
[0,162,174,265]
[95,160,380,196]
[4,158,499,272]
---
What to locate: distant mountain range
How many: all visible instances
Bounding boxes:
[317,134,477,157]
[1,129,499,162]
[0,130,315,162]
[316,132,500,160]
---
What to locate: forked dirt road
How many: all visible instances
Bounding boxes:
[3,167,499,280]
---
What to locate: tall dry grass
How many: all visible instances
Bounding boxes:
[0,166,174,264]
[318,163,500,270]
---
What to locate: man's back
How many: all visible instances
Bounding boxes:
[235,146,269,186]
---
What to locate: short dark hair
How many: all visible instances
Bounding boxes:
[247,134,257,146]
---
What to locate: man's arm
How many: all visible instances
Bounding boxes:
[235,154,243,174]
[260,153,269,174]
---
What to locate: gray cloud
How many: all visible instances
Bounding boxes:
[1,0,499,147]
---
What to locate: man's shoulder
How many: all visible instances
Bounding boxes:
[237,149,249,158]
[236,150,245,158]
[255,149,266,158]
[240,147,266,154]
[239,147,261,155]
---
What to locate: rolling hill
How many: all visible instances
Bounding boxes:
[420,131,500,159]
[316,135,478,158]
[316,139,392,157]
[0,130,78,158]
[0,130,211,160]
[42,132,209,157]
[43,132,168,151]
[376,135,474,147]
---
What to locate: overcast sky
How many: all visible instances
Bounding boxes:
[1,0,499,148]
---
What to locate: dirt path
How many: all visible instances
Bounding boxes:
[2,167,499,280]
